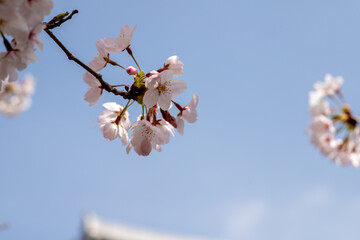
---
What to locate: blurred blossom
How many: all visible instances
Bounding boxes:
[0,74,35,116]
[308,74,360,167]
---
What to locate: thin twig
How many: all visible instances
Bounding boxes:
[46,10,79,30]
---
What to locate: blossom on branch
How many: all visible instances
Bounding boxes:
[308,74,360,167]
[41,12,198,156]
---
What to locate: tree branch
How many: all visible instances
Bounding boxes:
[44,13,130,99]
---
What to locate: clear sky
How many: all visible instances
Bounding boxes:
[2,0,360,239]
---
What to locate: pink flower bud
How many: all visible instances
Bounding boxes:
[126,66,137,75]
[146,70,159,77]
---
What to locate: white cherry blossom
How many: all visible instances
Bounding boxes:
[143,70,187,110]
[89,39,109,72]
[176,93,198,135]
[0,74,35,116]
[308,75,360,167]
[97,102,130,145]
[19,0,54,28]
[0,46,29,82]
[84,23,198,155]
[83,72,102,106]
[312,74,343,99]
[0,0,53,83]
[164,56,183,77]
[103,24,137,54]
[309,95,330,117]
[0,14,29,44]
[126,118,174,156]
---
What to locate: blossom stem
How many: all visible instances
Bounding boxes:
[126,47,142,72]
[112,84,130,87]
[115,63,126,70]
[171,100,183,111]
[119,99,133,117]
[107,58,126,70]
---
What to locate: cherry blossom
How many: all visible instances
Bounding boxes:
[0,0,53,84]
[308,74,360,167]
[19,0,54,28]
[0,3,198,156]
[97,102,131,145]
[83,72,102,106]
[82,23,198,156]
[126,118,174,156]
[146,70,159,78]
[126,66,137,75]
[175,93,198,135]
[312,74,343,99]
[0,45,29,83]
[0,74,35,116]
[88,39,109,72]
[143,70,187,110]
[164,56,183,77]
[103,24,137,54]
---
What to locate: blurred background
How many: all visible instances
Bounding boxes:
[2,0,360,239]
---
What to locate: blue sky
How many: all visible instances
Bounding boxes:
[2,0,360,239]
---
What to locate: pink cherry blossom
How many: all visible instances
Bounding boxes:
[103,24,137,54]
[19,0,54,28]
[97,102,130,145]
[146,70,159,77]
[26,23,45,51]
[143,70,187,110]
[313,74,343,99]
[0,46,29,82]
[308,75,360,167]
[164,56,183,77]
[0,0,53,83]
[309,96,330,117]
[83,72,102,106]
[126,119,174,156]
[0,0,30,43]
[176,93,198,135]
[89,39,109,72]
[126,66,137,75]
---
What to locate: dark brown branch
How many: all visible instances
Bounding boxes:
[46,10,79,30]
[44,28,130,99]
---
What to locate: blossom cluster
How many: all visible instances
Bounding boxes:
[308,74,360,167]
[84,25,198,156]
[0,0,53,88]
[0,74,34,116]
